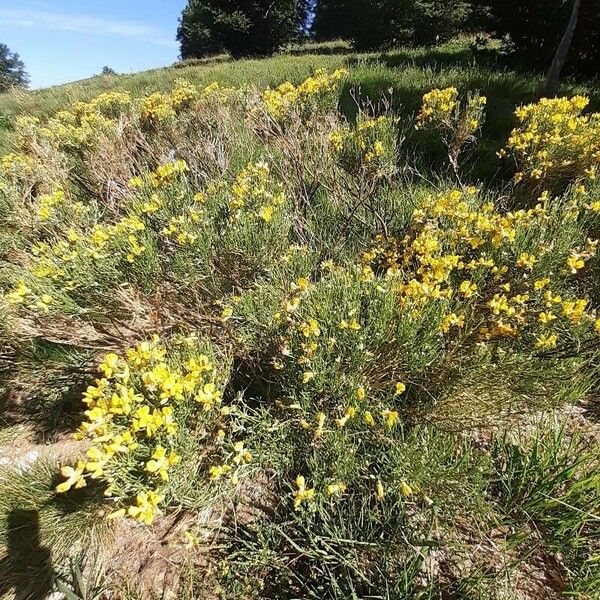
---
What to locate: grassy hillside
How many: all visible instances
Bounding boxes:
[1,39,598,154]
[0,40,599,599]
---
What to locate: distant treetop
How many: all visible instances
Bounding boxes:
[177,0,310,59]
[0,43,29,92]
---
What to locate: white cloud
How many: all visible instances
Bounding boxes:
[0,7,177,48]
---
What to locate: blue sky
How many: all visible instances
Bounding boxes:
[0,0,188,88]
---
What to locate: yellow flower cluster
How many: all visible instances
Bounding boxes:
[129,159,189,189]
[0,152,35,180]
[416,87,459,127]
[415,87,487,134]
[25,213,147,289]
[416,87,486,141]
[3,280,54,312]
[292,473,421,509]
[228,161,286,223]
[329,115,396,171]
[140,92,177,122]
[37,189,68,221]
[505,96,600,186]
[56,336,223,525]
[363,188,597,346]
[262,68,348,120]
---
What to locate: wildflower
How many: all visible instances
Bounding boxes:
[355,386,366,400]
[145,446,180,481]
[538,311,557,324]
[516,253,537,269]
[56,461,86,493]
[259,205,274,222]
[376,479,385,500]
[440,313,465,333]
[300,318,321,338]
[535,333,558,349]
[562,299,587,323]
[293,475,315,508]
[302,371,315,384]
[233,441,252,465]
[326,482,347,496]
[6,281,31,304]
[127,490,162,525]
[394,382,406,395]
[209,464,232,480]
[534,278,551,290]
[400,481,413,497]
[458,280,477,298]
[567,252,586,273]
[381,409,399,428]
[363,411,375,427]
[315,412,326,437]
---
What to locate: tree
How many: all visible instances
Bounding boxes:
[0,44,29,92]
[478,0,599,78]
[312,0,351,41]
[547,0,582,93]
[177,0,310,59]
[101,66,118,76]
[340,0,471,50]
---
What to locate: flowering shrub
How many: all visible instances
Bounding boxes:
[0,70,599,598]
[416,87,487,175]
[261,68,348,121]
[503,96,600,190]
[329,114,398,175]
[55,335,230,524]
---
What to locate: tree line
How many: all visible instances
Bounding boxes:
[178,0,599,78]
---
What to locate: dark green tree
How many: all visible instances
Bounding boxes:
[0,44,29,92]
[312,0,351,40]
[476,0,599,78]
[315,0,472,50]
[177,0,310,59]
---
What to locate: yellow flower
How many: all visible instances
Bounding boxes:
[326,482,347,496]
[534,278,551,290]
[233,441,252,465]
[394,382,406,395]
[302,371,315,384]
[567,253,586,274]
[355,386,366,400]
[562,299,587,323]
[145,446,180,481]
[315,411,326,437]
[516,253,537,269]
[458,280,477,298]
[293,475,315,508]
[56,461,86,493]
[535,333,558,349]
[376,479,385,500]
[440,313,465,333]
[258,205,274,222]
[209,464,232,480]
[400,481,413,497]
[363,411,375,427]
[127,490,162,525]
[381,409,399,428]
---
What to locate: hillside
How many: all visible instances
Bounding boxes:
[0,40,599,599]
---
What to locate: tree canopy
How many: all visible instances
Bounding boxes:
[0,43,29,92]
[178,0,309,59]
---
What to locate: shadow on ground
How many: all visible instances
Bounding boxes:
[0,510,53,600]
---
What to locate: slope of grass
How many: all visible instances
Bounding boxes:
[1,39,598,156]
[0,41,599,599]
